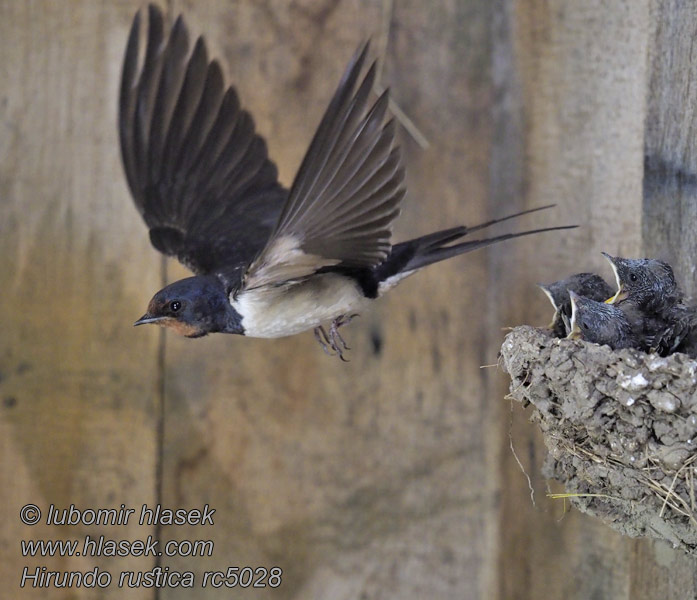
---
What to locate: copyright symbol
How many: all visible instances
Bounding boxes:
[20,504,41,525]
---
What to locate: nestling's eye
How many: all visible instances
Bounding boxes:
[629,273,638,282]
[170,300,182,312]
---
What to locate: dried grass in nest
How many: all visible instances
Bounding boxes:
[500,325,697,553]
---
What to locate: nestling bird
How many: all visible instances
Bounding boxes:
[567,291,638,350]
[121,5,575,359]
[601,253,685,353]
[538,273,613,337]
[602,253,681,312]
[648,302,697,357]
[671,311,697,357]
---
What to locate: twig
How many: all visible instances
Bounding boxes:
[547,492,626,502]
[509,400,535,507]
[373,0,429,149]
[374,85,430,149]
[660,470,683,519]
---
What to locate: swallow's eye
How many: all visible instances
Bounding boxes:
[581,319,589,330]
[170,301,182,313]
[629,273,638,282]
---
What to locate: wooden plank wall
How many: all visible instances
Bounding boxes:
[0,3,161,599]
[1,1,696,599]
[634,1,697,596]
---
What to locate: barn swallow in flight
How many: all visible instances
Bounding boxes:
[567,291,638,350]
[538,273,613,337]
[120,5,575,359]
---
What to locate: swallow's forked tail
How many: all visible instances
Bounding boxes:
[377,205,576,280]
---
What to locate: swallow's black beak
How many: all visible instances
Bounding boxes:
[134,314,165,326]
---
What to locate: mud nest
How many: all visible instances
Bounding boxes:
[500,325,697,553]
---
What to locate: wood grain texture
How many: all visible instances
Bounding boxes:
[0,1,161,598]
[634,0,697,595]
[629,539,697,600]
[644,0,697,299]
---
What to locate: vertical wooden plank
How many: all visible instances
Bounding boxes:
[633,0,697,595]
[644,0,697,299]
[156,1,503,598]
[629,541,697,599]
[491,0,650,598]
[0,2,160,599]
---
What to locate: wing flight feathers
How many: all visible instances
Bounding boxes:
[119,5,286,285]
[243,44,405,290]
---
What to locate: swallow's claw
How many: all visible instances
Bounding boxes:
[314,325,336,356]
[313,314,359,360]
[329,322,350,351]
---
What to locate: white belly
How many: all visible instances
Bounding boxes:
[231,273,369,338]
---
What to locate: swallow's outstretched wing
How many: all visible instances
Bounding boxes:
[241,44,405,291]
[119,5,286,286]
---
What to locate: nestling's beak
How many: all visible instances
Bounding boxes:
[601,251,625,304]
[537,284,556,309]
[537,284,559,329]
[567,291,582,339]
[134,314,166,326]
[605,285,627,304]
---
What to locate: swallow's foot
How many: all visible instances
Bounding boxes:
[314,325,336,356]
[330,313,359,361]
[313,314,359,361]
